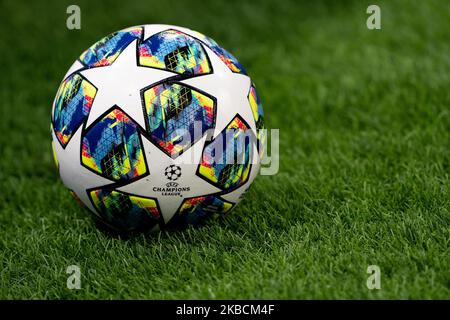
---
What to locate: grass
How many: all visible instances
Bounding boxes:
[0,0,449,299]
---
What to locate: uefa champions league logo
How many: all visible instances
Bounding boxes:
[164,165,182,181]
[151,165,190,197]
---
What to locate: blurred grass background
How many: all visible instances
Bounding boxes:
[0,0,449,298]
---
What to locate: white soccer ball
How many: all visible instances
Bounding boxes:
[51,24,265,234]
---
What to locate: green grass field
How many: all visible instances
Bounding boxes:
[1,0,449,299]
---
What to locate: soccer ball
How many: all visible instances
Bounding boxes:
[51,24,265,234]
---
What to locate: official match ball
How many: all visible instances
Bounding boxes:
[51,24,265,234]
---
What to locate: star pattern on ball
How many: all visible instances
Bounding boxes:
[80,39,175,129]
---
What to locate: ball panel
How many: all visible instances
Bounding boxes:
[79,26,142,68]
[161,25,248,76]
[142,82,215,157]
[70,190,87,209]
[89,188,161,233]
[81,108,147,181]
[197,115,252,191]
[51,139,59,170]
[52,73,96,147]
[167,195,233,229]
[52,125,113,213]
[139,29,211,75]
[248,84,266,157]
[189,30,248,75]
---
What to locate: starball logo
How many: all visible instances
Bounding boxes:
[152,165,190,197]
[164,165,182,181]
